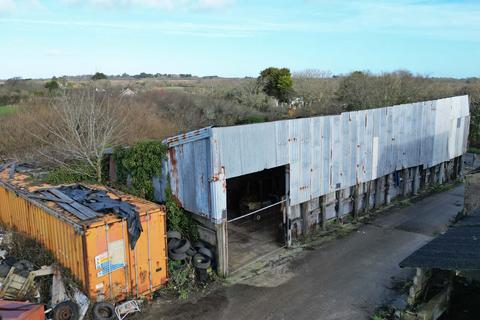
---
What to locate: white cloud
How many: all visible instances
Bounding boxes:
[60,0,233,10]
[287,0,480,42]
[197,0,232,9]
[0,0,15,12]
[0,0,43,13]
[0,18,258,37]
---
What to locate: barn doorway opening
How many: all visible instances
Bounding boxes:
[226,165,287,273]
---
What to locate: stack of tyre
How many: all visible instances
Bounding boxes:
[167,231,214,282]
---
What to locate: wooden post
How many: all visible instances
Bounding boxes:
[336,190,344,223]
[439,163,446,184]
[374,178,383,209]
[320,195,327,231]
[421,167,427,190]
[402,168,409,196]
[459,155,465,178]
[216,220,228,277]
[364,181,372,212]
[353,184,361,219]
[453,157,459,180]
[412,166,420,195]
[385,174,392,205]
[430,167,436,185]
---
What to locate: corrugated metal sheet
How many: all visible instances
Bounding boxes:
[164,96,470,222]
[165,127,212,217]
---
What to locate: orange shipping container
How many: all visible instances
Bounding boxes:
[0,172,168,302]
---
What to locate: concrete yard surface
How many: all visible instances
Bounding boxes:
[146,185,464,320]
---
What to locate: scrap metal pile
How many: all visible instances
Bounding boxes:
[0,243,89,320]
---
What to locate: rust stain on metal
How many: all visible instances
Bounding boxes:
[171,194,183,207]
[222,178,227,194]
[168,148,181,201]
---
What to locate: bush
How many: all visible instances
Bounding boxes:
[91,72,108,80]
[113,141,167,200]
[43,164,96,184]
[45,79,59,92]
[165,189,199,242]
[166,261,196,299]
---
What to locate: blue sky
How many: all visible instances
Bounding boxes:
[1,0,479,79]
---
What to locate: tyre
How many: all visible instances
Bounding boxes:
[186,246,197,256]
[167,230,182,240]
[170,239,191,254]
[198,247,213,260]
[192,241,206,251]
[52,301,79,320]
[14,260,34,277]
[92,302,116,320]
[167,238,180,251]
[168,250,188,261]
[192,253,211,269]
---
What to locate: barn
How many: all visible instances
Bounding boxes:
[160,95,470,275]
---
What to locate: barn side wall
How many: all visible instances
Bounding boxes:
[286,157,463,240]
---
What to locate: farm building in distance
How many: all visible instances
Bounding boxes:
[160,95,470,275]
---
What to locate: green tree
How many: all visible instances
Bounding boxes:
[91,72,108,81]
[258,67,294,102]
[44,78,59,92]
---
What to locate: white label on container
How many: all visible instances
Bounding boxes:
[95,239,126,277]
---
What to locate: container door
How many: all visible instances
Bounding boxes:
[128,210,168,297]
[86,221,129,301]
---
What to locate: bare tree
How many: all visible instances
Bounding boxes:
[292,69,338,115]
[33,88,131,182]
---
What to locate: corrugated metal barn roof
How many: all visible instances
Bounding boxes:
[163,95,470,222]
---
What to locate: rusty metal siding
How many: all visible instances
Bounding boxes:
[163,96,470,222]
[165,127,212,217]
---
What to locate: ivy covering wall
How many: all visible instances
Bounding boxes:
[113,140,198,240]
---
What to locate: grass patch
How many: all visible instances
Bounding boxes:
[398,199,412,207]
[0,104,17,116]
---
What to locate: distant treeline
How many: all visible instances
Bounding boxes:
[1,70,479,161]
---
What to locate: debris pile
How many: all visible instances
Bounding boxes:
[33,185,143,249]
